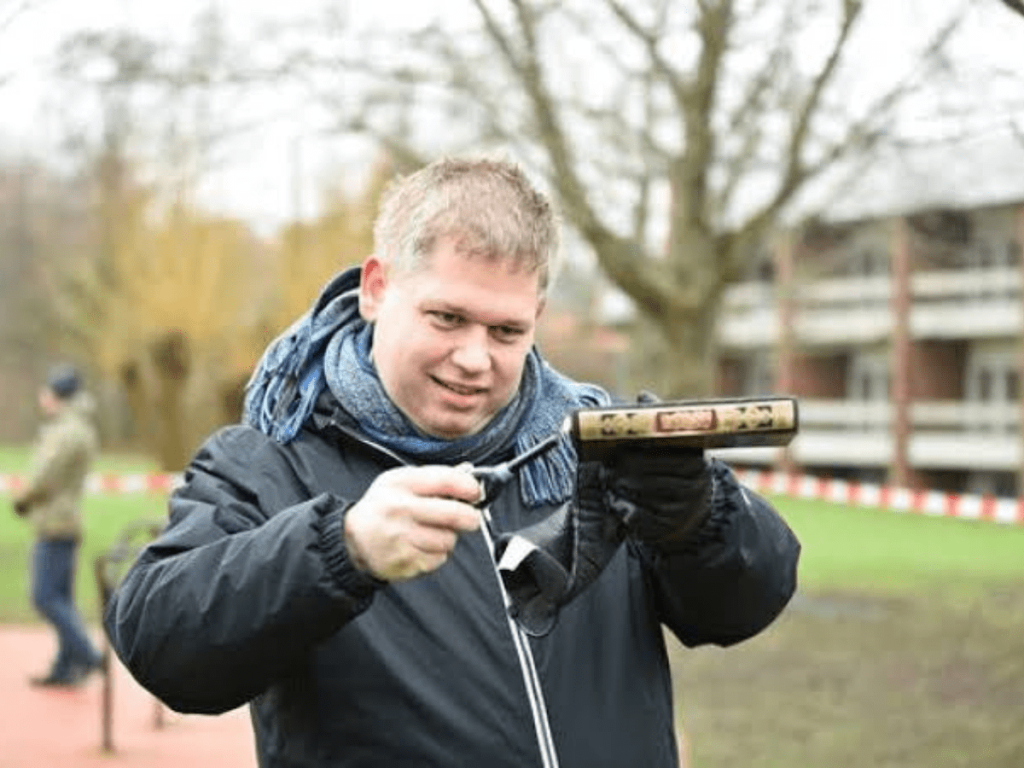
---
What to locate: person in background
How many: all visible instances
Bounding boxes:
[13,364,104,687]
[104,156,801,767]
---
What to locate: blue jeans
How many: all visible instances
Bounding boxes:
[31,539,101,677]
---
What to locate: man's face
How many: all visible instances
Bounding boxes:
[359,238,545,439]
[37,388,60,417]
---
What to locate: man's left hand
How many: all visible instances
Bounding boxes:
[13,498,29,517]
[603,447,713,552]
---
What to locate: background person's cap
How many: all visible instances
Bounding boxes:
[46,364,82,400]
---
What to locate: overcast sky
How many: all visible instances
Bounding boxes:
[1,0,351,233]
[1,0,1021,233]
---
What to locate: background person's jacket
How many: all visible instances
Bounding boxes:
[104,399,800,768]
[15,392,99,541]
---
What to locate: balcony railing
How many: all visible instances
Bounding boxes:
[719,267,1023,346]
[718,399,1022,471]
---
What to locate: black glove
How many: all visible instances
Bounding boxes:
[13,499,29,517]
[492,460,625,637]
[599,389,714,552]
[604,444,713,553]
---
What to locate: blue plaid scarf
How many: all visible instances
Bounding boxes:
[243,267,611,508]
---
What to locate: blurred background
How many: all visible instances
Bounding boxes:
[0,0,1021,479]
[1,1,1023,766]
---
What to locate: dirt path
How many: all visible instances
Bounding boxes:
[0,625,255,768]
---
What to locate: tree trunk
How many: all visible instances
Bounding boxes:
[118,359,152,453]
[642,305,720,400]
[220,373,249,425]
[149,330,191,471]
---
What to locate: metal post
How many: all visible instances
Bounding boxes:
[1018,206,1024,496]
[94,556,116,752]
[890,217,913,488]
[774,232,797,476]
[101,647,114,751]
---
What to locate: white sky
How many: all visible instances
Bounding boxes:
[1,0,1021,234]
[0,0,360,233]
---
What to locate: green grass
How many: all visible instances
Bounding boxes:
[777,496,1024,596]
[0,442,161,474]
[3,444,1024,766]
[671,494,1024,768]
[0,444,168,624]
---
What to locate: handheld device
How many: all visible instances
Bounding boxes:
[471,396,799,502]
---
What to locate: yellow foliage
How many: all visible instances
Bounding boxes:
[264,160,391,339]
[45,153,394,465]
[55,159,390,379]
[54,187,260,382]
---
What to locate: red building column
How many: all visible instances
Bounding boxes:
[1019,205,1024,496]
[890,217,914,488]
[774,233,797,476]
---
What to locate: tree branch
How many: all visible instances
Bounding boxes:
[670,0,732,252]
[998,0,1024,17]
[604,0,690,114]
[776,0,864,215]
[0,0,35,35]
[711,3,799,219]
[737,2,965,255]
[503,0,674,311]
[720,0,868,269]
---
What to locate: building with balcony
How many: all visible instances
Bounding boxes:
[712,133,1024,497]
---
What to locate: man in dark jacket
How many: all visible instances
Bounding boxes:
[104,157,800,767]
[14,365,104,686]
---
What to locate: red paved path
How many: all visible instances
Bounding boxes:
[0,625,255,768]
[2,626,691,767]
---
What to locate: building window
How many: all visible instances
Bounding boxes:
[849,355,889,401]
[1008,369,1021,403]
[975,241,994,269]
[965,352,1019,434]
[977,369,992,401]
[742,353,774,396]
[844,247,887,278]
[847,353,889,430]
[966,235,1018,298]
[755,258,775,283]
[1007,370,1022,434]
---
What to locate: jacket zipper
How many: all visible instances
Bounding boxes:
[324,415,561,766]
[479,509,561,768]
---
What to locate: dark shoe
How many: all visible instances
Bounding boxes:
[30,671,80,688]
[69,656,107,684]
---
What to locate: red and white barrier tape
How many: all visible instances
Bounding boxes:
[734,469,1024,526]
[2,469,1021,526]
[0,473,184,496]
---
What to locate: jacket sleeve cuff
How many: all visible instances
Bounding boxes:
[663,460,736,556]
[314,501,387,601]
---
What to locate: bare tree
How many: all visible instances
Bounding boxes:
[283,0,984,396]
[0,156,80,440]
[997,0,1024,17]
[0,0,34,36]
[0,0,41,87]
[38,23,270,468]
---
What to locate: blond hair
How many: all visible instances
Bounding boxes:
[372,156,561,296]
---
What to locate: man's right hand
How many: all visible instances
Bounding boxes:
[343,466,483,582]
